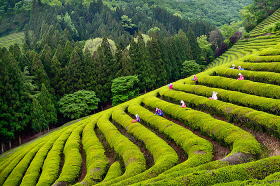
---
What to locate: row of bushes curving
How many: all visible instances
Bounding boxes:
[198,75,280,99]
[213,67,280,86]
[103,161,122,181]
[160,88,280,137]
[20,131,64,186]
[233,62,280,73]
[2,143,44,186]
[243,54,280,62]
[108,108,178,185]
[149,156,280,185]
[127,103,218,182]
[54,123,86,185]
[0,137,45,185]
[36,126,74,186]
[127,103,213,175]
[142,95,262,157]
[95,111,146,185]
[75,117,109,185]
[173,83,280,116]
[258,48,280,56]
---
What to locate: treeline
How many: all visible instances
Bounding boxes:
[0,0,216,150]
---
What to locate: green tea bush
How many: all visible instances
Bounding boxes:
[0,139,44,185]
[20,131,63,186]
[151,156,280,185]
[143,95,261,157]
[213,67,280,86]
[173,83,280,115]
[233,62,280,73]
[243,55,280,62]
[103,161,122,181]
[75,117,108,185]
[160,88,280,137]
[110,108,178,185]
[198,75,280,99]
[55,124,85,184]
[95,112,146,185]
[36,127,74,186]
[128,104,213,174]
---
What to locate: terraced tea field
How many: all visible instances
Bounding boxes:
[0,32,24,48]
[1,10,280,186]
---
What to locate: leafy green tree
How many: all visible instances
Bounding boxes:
[58,90,100,119]
[31,98,48,132]
[181,60,201,78]
[111,76,139,106]
[197,35,214,64]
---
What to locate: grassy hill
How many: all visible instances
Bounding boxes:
[1,9,280,186]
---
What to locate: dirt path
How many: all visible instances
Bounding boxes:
[78,144,87,182]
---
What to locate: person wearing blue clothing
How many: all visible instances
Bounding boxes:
[155,108,164,116]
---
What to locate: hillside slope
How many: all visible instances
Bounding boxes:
[1,10,280,186]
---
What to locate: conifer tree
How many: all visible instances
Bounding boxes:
[37,84,57,128]
[187,27,201,61]
[31,53,50,90]
[31,98,47,132]
[94,38,117,103]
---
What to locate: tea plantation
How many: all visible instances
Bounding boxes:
[0,9,280,186]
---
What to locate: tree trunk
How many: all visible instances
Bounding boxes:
[9,141,11,149]
[48,126,50,132]
[1,143,4,153]
[19,135,22,145]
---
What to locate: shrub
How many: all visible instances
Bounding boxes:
[160,88,280,137]
[54,124,85,184]
[96,112,146,185]
[103,161,123,181]
[143,95,262,156]
[36,127,74,186]
[173,83,280,115]
[109,108,178,185]
[198,75,280,99]
[76,117,109,185]
[59,90,100,119]
[151,156,280,185]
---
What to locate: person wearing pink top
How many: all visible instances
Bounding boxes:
[192,75,199,84]
[180,100,187,108]
[168,83,173,89]
[237,73,244,80]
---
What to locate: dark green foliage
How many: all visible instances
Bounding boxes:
[31,98,47,132]
[37,84,57,127]
[58,90,100,119]
[181,60,201,77]
[111,76,139,106]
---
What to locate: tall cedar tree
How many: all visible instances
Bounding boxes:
[147,38,167,87]
[63,46,84,94]
[30,52,50,90]
[0,48,24,145]
[186,28,201,61]
[31,97,47,132]
[94,38,118,103]
[37,84,57,128]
